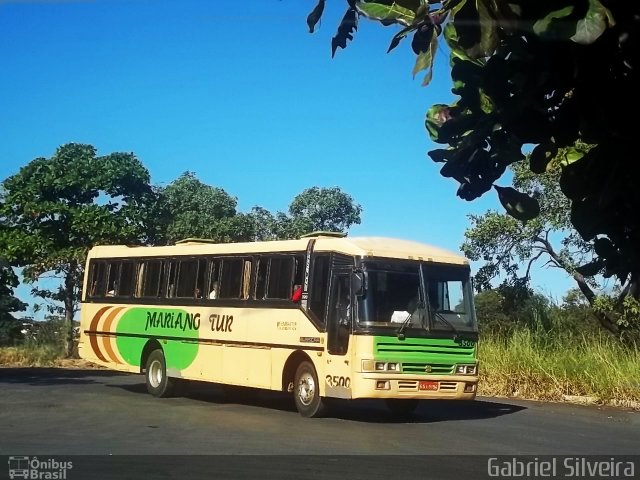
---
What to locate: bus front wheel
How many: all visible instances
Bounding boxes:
[293,361,327,418]
[145,349,177,398]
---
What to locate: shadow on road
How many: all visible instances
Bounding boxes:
[109,378,527,423]
[0,367,126,386]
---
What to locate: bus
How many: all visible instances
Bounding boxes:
[78,232,478,417]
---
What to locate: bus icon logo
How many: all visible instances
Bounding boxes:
[8,456,30,480]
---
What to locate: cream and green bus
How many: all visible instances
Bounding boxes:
[79,232,478,417]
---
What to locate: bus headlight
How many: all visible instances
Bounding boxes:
[362,360,402,372]
[456,364,477,375]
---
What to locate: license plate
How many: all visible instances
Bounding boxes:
[419,380,438,391]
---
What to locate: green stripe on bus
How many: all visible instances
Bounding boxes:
[116,307,200,370]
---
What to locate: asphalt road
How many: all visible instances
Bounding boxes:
[1,368,638,479]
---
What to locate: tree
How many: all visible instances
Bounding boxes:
[0,260,27,346]
[155,172,247,244]
[308,1,640,301]
[287,186,362,236]
[0,143,155,356]
[462,148,638,335]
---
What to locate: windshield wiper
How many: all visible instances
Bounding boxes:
[396,310,414,340]
[430,309,460,339]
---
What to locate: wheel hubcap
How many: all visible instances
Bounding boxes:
[297,371,315,406]
[149,359,163,388]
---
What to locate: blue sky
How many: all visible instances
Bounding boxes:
[0,0,574,315]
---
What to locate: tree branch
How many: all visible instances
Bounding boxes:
[535,235,619,334]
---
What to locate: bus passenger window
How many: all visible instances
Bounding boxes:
[118,262,136,297]
[141,260,164,298]
[219,258,243,299]
[89,262,107,297]
[208,259,221,299]
[176,260,198,298]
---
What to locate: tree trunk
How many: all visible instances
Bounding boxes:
[64,262,77,358]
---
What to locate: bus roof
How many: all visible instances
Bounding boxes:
[87,236,469,266]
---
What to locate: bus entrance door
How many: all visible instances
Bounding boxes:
[327,273,351,356]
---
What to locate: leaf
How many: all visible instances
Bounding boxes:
[387,24,415,53]
[559,147,585,167]
[356,1,416,26]
[529,142,558,174]
[332,7,358,57]
[494,186,540,222]
[425,104,453,143]
[571,0,614,45]
[478,88,494,114]
[476,0,499,55]
[412,28,437,85]
[533,6,574,37]
[306,0,326,33]
[428,148,454,163]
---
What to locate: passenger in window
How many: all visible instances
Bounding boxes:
[209,281,219,299]
[194,288,202,299]
[291,285,302,302]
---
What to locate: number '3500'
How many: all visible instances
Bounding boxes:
[326,375,350,388]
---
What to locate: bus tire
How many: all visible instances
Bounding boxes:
[293,361,326,418]
[385,398,419,416]
[145,349,176,398]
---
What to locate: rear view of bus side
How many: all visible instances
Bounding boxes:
[79,233,479,417]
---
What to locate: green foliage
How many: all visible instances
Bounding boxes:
[155,172,246,244]
[156,176,362,243]
[474,285,555,336]
[593,295,640,335]
[288,186,362,237]
[0,143,155,355]
[463,145,597,284]
[308,0,640,299]
[0,263,27,345]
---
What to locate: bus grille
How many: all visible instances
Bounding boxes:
[402,363,454,374]
[376,342,474,356]
[439,382,458,391]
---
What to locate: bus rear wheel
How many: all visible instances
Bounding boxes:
[293,361,327,418]
[385,399,419,416]
[145,349,177,398]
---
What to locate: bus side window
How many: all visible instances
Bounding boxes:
[255,258,268,300]
[118,261,136,297]
[166,261,178,298]
[89,262,107,297]
[141,260,164,298]
[208,259,221,299]
[106,262,120,296]
[219,258,243,299]
[175,259,198,298]
[266,257,293,300]
[195,259,206,298]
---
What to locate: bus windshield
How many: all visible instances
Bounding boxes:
[356,261,477,333]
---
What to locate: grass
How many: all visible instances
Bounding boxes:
[0,344,66,367]
[478,328,640,409]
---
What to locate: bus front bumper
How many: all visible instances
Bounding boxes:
[349,373,478,400]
